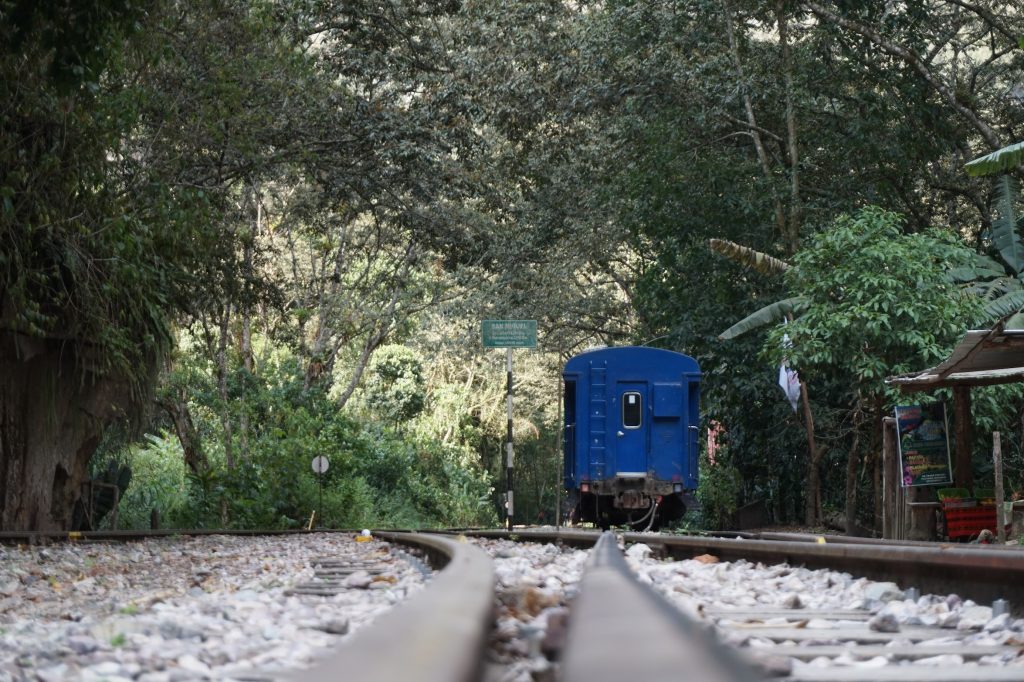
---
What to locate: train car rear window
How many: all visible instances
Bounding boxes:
[622,392,642,429]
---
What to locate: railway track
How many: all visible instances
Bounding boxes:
[2,528,1023,680]
[314,528,1024,682]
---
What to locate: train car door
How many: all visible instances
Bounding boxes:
[615,382,647,475]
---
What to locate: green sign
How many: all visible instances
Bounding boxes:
[482,320,537,348]
[895,403,953,487]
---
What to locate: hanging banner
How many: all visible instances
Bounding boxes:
[894,403,953,487]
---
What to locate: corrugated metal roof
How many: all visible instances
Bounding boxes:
[887,325,1024,392]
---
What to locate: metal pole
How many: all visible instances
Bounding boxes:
[506,348,514,530]
[556,371,563,528]
[318,472,323,530]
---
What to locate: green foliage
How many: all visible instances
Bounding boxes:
[965,141,1024,177]
[990,176,1024,277]
[961,176,1024,324]
[365,346,426,425]
[0,0,219,390]
[115,432,190,529]
[696,449,743,531]
[9,0,1024,534]
[117,342,496,530]
[765,207,982,403]
[718,297,807,341]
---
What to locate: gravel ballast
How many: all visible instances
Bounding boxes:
[0,533,425,681]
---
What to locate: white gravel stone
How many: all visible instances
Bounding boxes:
[863,581,904,602]
[473,538,587,681]
[0,533,426,680]
[621,538,1024,674]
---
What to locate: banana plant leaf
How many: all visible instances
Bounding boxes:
[966,275,1018,300]
[947,259,1006,283]
[964,141,1024,177]
[991,175,1024,275]
[1005,311,1024,329]
[718,296,807,340]
[708,238,791,275]
[983,287,1024,320]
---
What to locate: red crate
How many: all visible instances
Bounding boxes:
[944,505,996,540]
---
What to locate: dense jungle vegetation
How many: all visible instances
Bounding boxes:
[2,0,1024,533]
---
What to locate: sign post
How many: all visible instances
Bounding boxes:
[482,320,537,530]
[311,455,329,528]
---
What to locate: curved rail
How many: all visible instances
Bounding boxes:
[297,532,494,682]
[561,532,757,682]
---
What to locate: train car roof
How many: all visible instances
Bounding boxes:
[563,346,700,375]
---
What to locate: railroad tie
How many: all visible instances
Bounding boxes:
[285,556,392,597]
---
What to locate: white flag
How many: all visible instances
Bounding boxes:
[779,363,800,412]
[778,329,800,412]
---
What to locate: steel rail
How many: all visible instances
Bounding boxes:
[718,529,1024,550]
[296,531,494,682]
[440,526,602,548]
[0,529,343,544]
[452,528,1024,608]
[625,531,1024,607]
[561,531,758,682]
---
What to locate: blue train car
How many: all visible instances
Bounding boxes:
[563,346,700,528]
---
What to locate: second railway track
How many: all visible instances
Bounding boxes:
[319,528,1024,682]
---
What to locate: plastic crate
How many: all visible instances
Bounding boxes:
[937,488,975,508]
[974,488,996,506]
[944,505,996,540]
[941,498,977,509]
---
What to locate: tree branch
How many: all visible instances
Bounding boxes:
[804,1,1003,150]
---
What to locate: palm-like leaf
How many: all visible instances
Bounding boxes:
[718,296,807,340]
[964,141,1024,177]
[967,275,1018,301]
[708,238,791,275]
[946,252,1006,283]
[1005,311,1024,329]
[991,175,1024,275]
[983,287,1024,320]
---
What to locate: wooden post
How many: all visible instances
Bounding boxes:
[906,486,938,541]
[994,431,1006,543]
[953,387,973,489]
[882,417,898,539]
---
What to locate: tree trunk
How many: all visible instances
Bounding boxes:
[873,397,884,534]
[216,309,234,470]
[238,185,258,461]
[238,311,251,459]
[721,0,787,241]
[800,378,822,526]
[776,0,802,255]
[160,392,208,475]
[845,424,862,536]
[0,333,136,531]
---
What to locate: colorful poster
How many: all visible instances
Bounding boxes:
[895,403,953,487]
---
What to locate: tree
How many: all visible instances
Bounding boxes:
[365,345,426,425]
[708,238,829,524]
[765,207,982,533]
[0,1,216,530]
